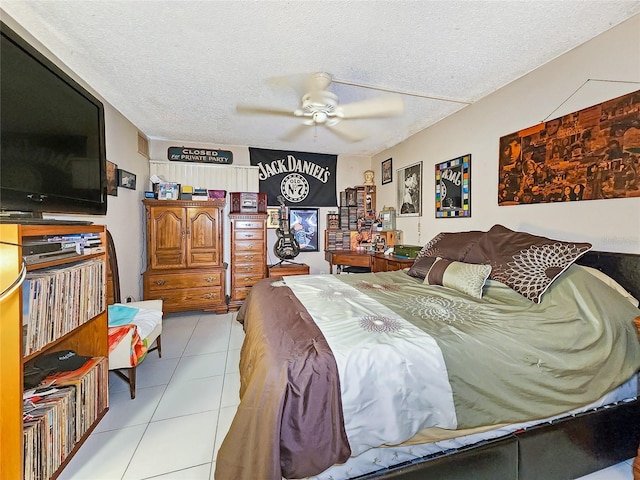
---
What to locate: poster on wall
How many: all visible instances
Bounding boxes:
[249,147,337,207]
[396,161,422,216]
[435,154,471,218]
[498,89,640,205]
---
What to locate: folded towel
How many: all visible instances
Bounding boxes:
[108,304,140,326]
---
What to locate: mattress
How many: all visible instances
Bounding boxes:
[303,375,638,479]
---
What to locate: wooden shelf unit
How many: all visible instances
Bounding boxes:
[0,223,109,480]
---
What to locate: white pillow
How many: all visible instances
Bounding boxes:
[424,257,492,299]
[577,265,639,307]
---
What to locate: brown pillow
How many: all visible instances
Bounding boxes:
[464,224,592,303]
[415,231,485,262]
[407,256,437,279]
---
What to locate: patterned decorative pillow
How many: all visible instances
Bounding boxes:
[407,256,437,279]
[416,231,485,262]
[464,224,592,303]
[424,258,492,298]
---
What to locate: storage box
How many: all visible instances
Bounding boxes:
[207,189,226,200]
[393,244,422,258]
[157,182,180,200]
[181,186,193,200]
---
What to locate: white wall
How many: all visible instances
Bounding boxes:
[373,14,640,254]
[2,13,150,300]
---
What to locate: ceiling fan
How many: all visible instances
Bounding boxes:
[236,72,405,142]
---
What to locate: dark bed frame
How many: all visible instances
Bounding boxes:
[358,251,640,480]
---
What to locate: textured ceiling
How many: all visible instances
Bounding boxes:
[2,1,639,156]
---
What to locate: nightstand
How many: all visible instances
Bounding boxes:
[268,263,310,277]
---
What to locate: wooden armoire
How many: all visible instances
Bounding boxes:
[142,199,227,313]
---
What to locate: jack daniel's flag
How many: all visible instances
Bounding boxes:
[249,147,338,207]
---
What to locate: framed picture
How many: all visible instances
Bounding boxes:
[396,161,422,216]
[381,158,393,185]
[435,154,471,218]
[106,161,118,196]
[266,207,280,229]
[289,208,319,252]
[117,169,137,190]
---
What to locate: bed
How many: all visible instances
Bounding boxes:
[215,224,640,480]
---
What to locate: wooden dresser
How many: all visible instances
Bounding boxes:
[228,213,267,311]
[143,199,227,313]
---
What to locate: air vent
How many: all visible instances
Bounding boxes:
[137,132,149,158]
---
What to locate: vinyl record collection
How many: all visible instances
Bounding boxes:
[23,357,108,480]
[22,259,105,355]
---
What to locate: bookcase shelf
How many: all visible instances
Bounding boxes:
[0,223,109,480]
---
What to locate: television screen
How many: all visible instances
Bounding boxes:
[0,21,107,217]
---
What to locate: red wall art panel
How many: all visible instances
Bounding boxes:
[498,90,640,205]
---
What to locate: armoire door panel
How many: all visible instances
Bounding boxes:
[150,207,186,269]
[187,207,221,268]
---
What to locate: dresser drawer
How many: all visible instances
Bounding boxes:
[232,287,252,302]
[233,263,264,275]
[233,229,264,241]
[233,239,265,252]
[234,272,264,287]
[234,220,264,230]
[233,250,265,264]
[145,287,223,312]
[145,270,222,292]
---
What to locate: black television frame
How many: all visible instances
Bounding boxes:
[0,21,107,218]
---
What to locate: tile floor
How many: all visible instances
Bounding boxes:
[57,310,635,480]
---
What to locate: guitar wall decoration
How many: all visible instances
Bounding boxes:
[272,195,300,266]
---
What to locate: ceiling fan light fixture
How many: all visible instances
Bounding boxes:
[312,111,328,124]
[301,91,338,112]
[237,72,406,142]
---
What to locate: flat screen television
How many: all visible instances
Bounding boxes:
[0,21,107,220]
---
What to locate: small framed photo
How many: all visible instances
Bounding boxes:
[289,208,319,252]
[117,169,137,190]
[435,154,471,218]
[106,161,118,196]
[396,161,422,216]
[266,207,280,229]
[382,158,393,185]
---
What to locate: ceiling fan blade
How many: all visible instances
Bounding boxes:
[236,104,294,117]
[268,72,332,91]
[337,95,404,119]
[325,121,366,142]
[279,124,313,142]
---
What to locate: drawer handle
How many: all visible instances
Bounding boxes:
[245,277,253,281]
[205,276,216,282]
[155,279,166,286]
[203,293,217,299]
[243,266,252,271]
[244,234,254,238]
[244,254,255,260]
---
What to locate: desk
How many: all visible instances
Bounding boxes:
[325,250,414,274]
